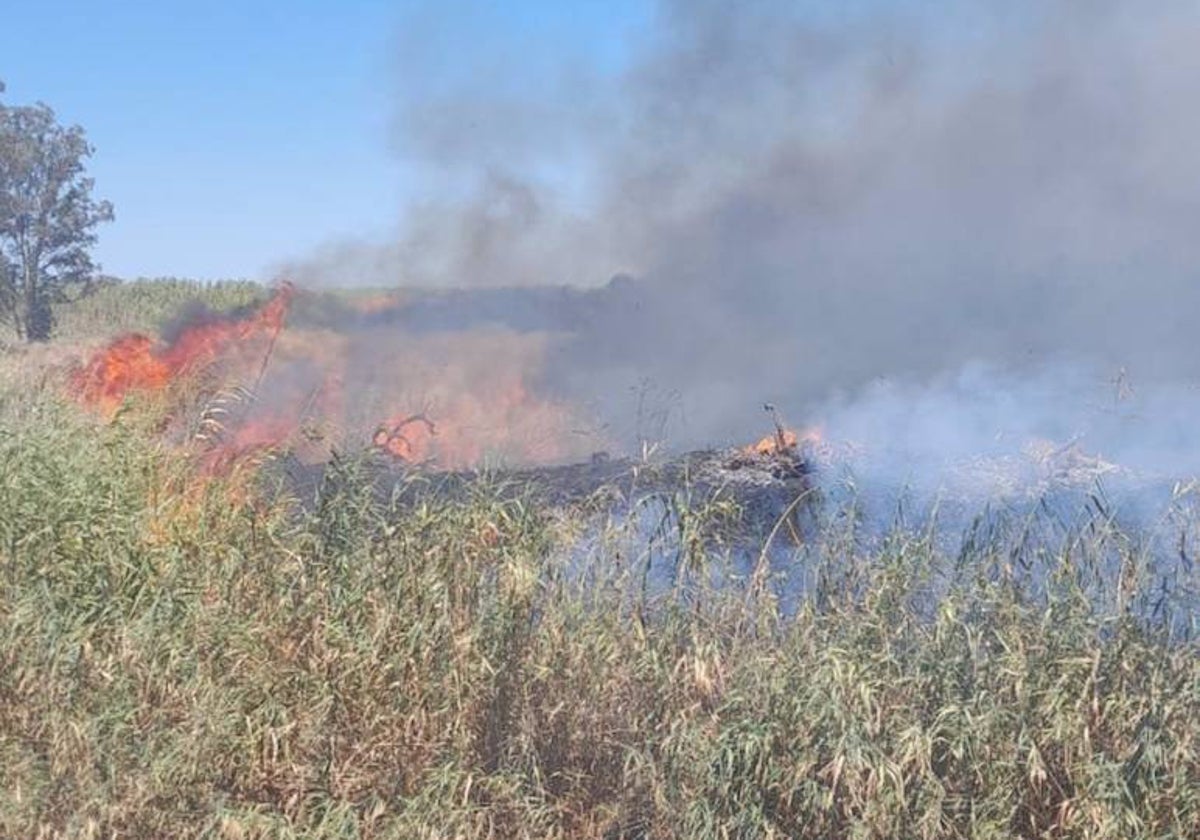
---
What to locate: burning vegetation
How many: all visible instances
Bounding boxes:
[8,284,1200,839]
[65,282,607,476]
[64,280,1138,517]
[70,283,294,416]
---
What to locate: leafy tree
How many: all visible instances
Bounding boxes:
[0,82,113,341]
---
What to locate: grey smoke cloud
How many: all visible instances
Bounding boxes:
[289,1,1200,471]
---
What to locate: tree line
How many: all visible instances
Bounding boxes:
[0,80,113,341]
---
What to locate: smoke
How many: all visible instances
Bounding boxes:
[285,1,1200,489]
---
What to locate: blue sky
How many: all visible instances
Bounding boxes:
[1,1,650,280]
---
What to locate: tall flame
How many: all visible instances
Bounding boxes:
[71,283,293,415]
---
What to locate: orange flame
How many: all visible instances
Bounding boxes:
[66,284,605,481]
[372,377,578,470]
[745,426,822,456]
[71,283,293,415]
[373,413,436,463]
[199,417,296,475]
[69,281,834,485]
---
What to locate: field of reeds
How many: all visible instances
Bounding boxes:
[2,280,1199,839]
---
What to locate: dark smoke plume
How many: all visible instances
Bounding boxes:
[285,1,1200,484]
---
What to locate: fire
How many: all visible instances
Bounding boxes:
[66,288,599,479]
[71,283,293,415]
[71,334,172,411]
[67,279,838,484]
[371,374,580,470]
[373,413,436,463]
[745,426,822,456]
[199,416,296,475]
[67,283,297,476]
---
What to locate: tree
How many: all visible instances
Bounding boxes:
[0,84,113,341]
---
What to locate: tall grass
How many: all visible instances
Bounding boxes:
[48,278,267,344]
[1,283,1198,838]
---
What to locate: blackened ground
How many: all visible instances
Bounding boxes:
[275,443,815,539]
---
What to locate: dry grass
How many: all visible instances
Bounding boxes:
[50,278,266,343]
[1,281,1198,839]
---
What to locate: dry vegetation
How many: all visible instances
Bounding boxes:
[1,281,1199,839]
